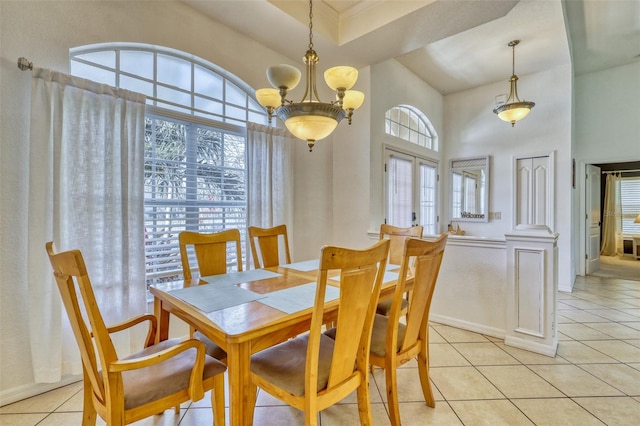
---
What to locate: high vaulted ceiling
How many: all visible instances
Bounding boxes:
[181,0,640,95]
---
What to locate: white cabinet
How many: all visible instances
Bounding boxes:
[514,153,554,230]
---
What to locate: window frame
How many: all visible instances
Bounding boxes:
[70,43,265,286]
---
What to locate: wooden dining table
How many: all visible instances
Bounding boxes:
[151,259,402,426]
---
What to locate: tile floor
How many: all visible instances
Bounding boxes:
[1,274,639,425]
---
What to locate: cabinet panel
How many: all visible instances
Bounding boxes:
[514,154,553,230]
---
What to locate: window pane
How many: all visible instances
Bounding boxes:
[388,156,413,227]
[195,65,223,99]
[75,50,115,68]
[248,111,268,125]
[621,178,640,234]
[226,104,246,121]
[225,81,246,106]
[70,62,115,86]
[399,125,409,141]
[195,96,223,116]
[247,97,262,112]
[157,54,191,91]
[157,85,191,108]
[120,75,154,97]
[121,50,154,80]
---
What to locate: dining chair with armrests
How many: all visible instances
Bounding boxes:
[45,242,226,426]
[247,224,292,268]
[248,239,391,426]
[376,224,424,316]
[179,229,244,361]
[369,234,447,425]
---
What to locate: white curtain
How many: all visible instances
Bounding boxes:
[246,123,294,257]
[600,173,623,256]
[27,68,147,382]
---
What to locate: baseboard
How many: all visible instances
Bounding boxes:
[0,375,81,407]
[429,313,506,340]
[504,335,558,357]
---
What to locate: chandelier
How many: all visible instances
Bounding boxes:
[255,0,364,151]
[493,40,535,127]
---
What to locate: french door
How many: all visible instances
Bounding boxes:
[385,149,438,234]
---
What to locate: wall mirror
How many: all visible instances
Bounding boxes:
[450,156,490,222]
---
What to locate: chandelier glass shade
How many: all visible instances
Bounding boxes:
[255,0,364,151]
[493,40,535,127]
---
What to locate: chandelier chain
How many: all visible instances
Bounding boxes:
[308,0,314,50]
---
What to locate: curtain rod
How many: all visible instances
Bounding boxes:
[17,57,33,71]
[602,169,640,174]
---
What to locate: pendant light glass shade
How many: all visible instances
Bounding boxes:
[255,88,281,108]
[255,0,364,151]
[267,64,301,90]
[343,90,365,110]
[324,66,358,91]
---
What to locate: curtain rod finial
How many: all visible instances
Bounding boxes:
[17,57,33,71]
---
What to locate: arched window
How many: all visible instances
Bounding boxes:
[71,44,263,285]
[383,105,439,234]
[385,105,437,151]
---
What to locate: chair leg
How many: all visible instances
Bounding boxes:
[81,373,97,426]
[211,374,225,426]
[385,363,402,426]
[247,380,258,426]
[417,348,435,407]
[356,375,373,426]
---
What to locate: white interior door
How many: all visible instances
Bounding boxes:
[586,164,601,274]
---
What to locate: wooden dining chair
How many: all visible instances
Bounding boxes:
[376,224,424,316]
[369,234,447,426]
[248,239,390,426]
[247,224,292,268]
[179,229,243,361]
[45,242,226,426]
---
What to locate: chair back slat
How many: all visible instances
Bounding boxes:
[398,235,447,351]
[309,240,389,392]
[45,242,110,405]
[379,224,423,265]
[248,224,291,268]
[179,229,243,281]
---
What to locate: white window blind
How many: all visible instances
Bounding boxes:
[144,112,246,284]
[621,178,640,234]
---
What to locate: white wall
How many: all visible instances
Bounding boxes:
[573,62,640,275]
[444,64,574,290]
[368,59,445,235]
[0,0,332,402]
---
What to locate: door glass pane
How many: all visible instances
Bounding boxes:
[419,162,437,235]
[388,156,413,228]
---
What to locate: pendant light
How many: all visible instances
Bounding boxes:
[493,40,535,127]
[255,0,364,151]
